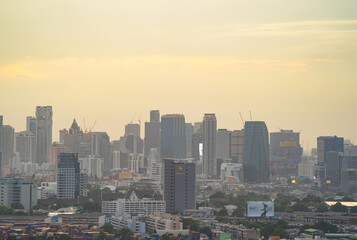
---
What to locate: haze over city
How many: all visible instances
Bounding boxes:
[1,0,357,145]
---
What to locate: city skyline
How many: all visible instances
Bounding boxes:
[1,0,357,147]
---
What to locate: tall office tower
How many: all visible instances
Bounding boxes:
[185,123,193,158]
[0,177,37,210]
[216,129,231,161]
[91,132,111,171]
[316,136,344,181]
[59,129,68,144]
[57,153,86,199]
[243,121,270,183]
[15,131,37,163]
[125,134,144,154]
[36,106,53,164]
[26,116,37,135]
[0,116,15,167]
[161,114,187,159]
[340,156,357,194]
[125,123,140,138]
[144,110,160,157]
[230,130,244,163]
[112,150,129,169]
[202,114,217,178]
[270,130,303,179]
[163,159,196,213]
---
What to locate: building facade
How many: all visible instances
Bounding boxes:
[36,106,53,164]
[163,159,196,213]
[202,114,217,177]
[161,115,187,159]
[243,121,270,183]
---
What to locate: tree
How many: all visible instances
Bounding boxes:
[161,233,173,240]
[314,221,338,233]
[316,203,329,212]
[101,222,114,234]
[11,202,24,209]
[292,202,310,212]
[260,223,288,239]
[217,208,228,216]
[0,205,14,215]
[95,232,108,240]
[330,202,348,213]
[117,227,134,240]
[209,191,226,199]
[199,226,213,238]
[350,206,357,213]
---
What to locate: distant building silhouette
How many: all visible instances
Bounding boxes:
[161,114,187,159]
[36,106,53,164]
[243,121,270,183]
[203,114,217,177]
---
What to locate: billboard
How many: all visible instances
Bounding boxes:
[246,201,274,217]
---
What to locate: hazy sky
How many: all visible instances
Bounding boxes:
[1,0,357,150]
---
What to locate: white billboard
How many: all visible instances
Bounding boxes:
[246,201,274,217]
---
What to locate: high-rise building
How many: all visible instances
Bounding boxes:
[15,131,37,163]
[243,121,270,183]
[270,130,302,178]
[163,159,196,213]
[191,125,203,162]
[36,106,53,164]
[0,177,37,210]
[125,123,140,138]
[145,110,160,157]
[230,130,244,163]
[50,142,68,166]
[26,116,37,135]
[340,156,357,194]
[59,129,68,144]
[161,114,187,159]
[316,136,344,181]
[202,114,217,177]
[91,132,111,171]
[113,150,129,170]
[216,129,231,161]
[57,153,87,199]
[185,123,193,158]
[79,155,103,178]
[0,116,15,167]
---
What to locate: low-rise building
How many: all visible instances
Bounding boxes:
[146,212,183,232]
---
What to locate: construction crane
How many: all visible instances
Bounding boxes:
[239,112,245,127]
[89,120,97,133]
[130,113,136,124]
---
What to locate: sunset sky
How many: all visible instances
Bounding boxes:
[1,0,357,150]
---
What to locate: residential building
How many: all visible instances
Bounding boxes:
[163,159,196,213]
[161,114,187,159]
[112,150,129,170]
[109,213,146,233]
[15,131,36,163]
[49,143,68,166]
[79,155,103,178]
[243,121,270,183]
[146,212,183,232]
[0,177,37,210]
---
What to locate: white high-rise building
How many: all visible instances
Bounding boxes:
[203,114,217,177]
[16,131,36,163]
[79,155,103,178]
[36,106,53,164]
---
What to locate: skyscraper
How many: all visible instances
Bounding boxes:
[202,114,217,177]
[57,153,86,199]
[230,130,244,163]
[270,130,302,178]
[161,114,187,159]
[243,121,270,183]
[316,136,344,181]
[163,159,196,213]
[125,123,140,138]
[36,106,53,164]
[185,123,193,158]
[145,110,160,157]
[0,116,15,168]
[26,116,37,135]
[91,132,111,171]
[15,131,37,163]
